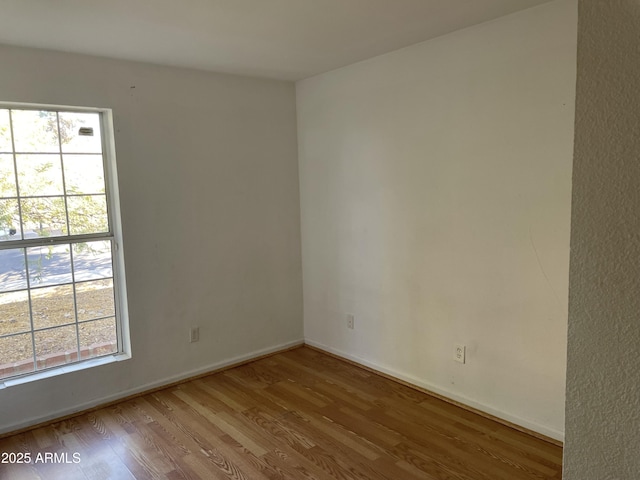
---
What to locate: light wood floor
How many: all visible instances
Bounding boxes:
[0,347,563,479]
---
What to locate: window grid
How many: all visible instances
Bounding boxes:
[8,109,25,241]
[55,111,82,360]
[0,313,116,339]
[25,248,36,373]
[57,112,71,243]
[0,106,122,380]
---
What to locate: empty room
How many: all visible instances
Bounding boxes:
[0,0,638,479]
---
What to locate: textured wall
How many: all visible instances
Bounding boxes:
[297,0,576,440]
[564,0,640,478]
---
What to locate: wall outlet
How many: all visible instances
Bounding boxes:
[190,326,200,343]
[346,314,355,330]
[454,344,466,363]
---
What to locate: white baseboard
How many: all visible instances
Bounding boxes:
[0,338,304,435]
[304,339,564,443]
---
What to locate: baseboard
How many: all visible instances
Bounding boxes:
[1,338,564,446]
[304,339,564,446]
[0,338,304,437]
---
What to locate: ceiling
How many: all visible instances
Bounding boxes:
[0,0,553,81]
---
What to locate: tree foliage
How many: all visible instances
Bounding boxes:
[0,110,108,241]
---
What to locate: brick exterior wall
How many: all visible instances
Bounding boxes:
[0,342,117,379]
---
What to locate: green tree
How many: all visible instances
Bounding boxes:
[0,110,107,241]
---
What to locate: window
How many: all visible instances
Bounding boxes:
[0,105,128,382]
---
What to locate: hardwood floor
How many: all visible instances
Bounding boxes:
[0,347,563,479]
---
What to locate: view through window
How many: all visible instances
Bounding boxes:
[0,106,126,381]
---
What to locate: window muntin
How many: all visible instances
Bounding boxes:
[0,106,126,381]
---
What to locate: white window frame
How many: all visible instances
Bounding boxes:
[0,102,130,388]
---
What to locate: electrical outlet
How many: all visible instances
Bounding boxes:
[190,326,200,343]
[346,314,355,330]
[454,344,466,364]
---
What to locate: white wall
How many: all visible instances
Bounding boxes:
[0,45,303,433]
[297,0,576,440]
[564,0,640,477]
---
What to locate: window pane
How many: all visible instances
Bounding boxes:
[59,112,102,154]
[34,324,77,370]
[31,285,75,330]
[21,197,67,239]
[68,195,108,235]
[0,333,34,379]
[27,244,72,287]
[63,155,105,194]
[76,279,115,321]
[16,154,64,197]
[11,110,60,153]
[0,248,27,292]
[0,106,125,381]
[0,155,17,197]
[0,110,12,152]
[0,198,21,241]
[79,317,117,359]
[73,241,112,281]
[0,290,31,336]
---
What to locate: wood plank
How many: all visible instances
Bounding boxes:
[0,346,563,479]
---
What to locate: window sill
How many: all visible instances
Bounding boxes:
[0,353,131,389]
